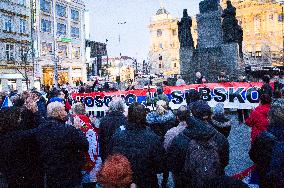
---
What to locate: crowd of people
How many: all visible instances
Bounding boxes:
[0,74,283,188]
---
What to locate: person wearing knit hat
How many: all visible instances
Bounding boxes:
[211,103,232,138]
[190,100,212,122]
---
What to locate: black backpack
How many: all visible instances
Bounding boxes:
[183,133,223,188]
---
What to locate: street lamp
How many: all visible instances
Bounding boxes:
[118,21,126,84]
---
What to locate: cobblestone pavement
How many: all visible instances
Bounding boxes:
[225,114,253,176]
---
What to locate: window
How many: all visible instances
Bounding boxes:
[159,43,163,49]
[172,29,177,36]
[41,19,51,32]
[71,27,80,38]
[41,42,53,55]
[58,44,68,57]
[254,16,261,32]
[159,63,162,68]
[4,16,12,32]
[278,14,284,22]
[56,4,66,17]
[72,47,80,59]
[20,19,27,33]
[174,63,177,68]
[157,29,162,37]
[269,14,274,21]
[159,55,162,61]
[57,23,66,36]
[6,44,14,61]
[71,9,79,21]
[18,0,26,6]
[40,0,51,13]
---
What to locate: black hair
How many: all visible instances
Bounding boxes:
[260,94,272,105]
[177,105,190,122]
[128,102,147,127]
[185,89,200,105]
[262,75,270,83]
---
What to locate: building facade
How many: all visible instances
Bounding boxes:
[34,0,86,87]
[221,0,284,66]
[0,0,32,92]
[148,7,180,76]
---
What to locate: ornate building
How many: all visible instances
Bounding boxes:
[35,0,86,87]
[220,0,284,66]
[148,7,180,76]
[0,0,32,92]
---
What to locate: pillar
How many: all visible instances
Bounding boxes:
[81,64,87,83]
[16,79,23,93]
[68,66,73,86]
[1,79,9,92]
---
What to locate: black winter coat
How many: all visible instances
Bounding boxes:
[249,122,284,188]
[98,111,128,161]
[167,117,229,188]
[108,123,166,188]
[36,117,88,188]
[0,108,43,188]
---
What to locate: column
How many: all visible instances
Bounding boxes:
[16,79,23,93]
[81,63,87,83]
[68,66,73,85]
[1,79,9,92]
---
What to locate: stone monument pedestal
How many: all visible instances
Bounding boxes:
[180,47,194,83]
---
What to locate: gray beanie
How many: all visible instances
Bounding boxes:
[213,103,225,116]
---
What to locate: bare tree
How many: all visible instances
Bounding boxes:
[15,45,32,90]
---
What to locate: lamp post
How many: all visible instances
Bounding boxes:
[118,21,126,83]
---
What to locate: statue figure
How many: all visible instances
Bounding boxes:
[222,1,243,57]
[178,9,194,48]
[199,0,220,14]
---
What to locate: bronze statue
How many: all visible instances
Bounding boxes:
[178,9,194,48]
[222,1,243,56]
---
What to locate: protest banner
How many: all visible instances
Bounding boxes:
[71,82,263,116]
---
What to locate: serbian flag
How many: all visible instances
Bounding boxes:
[1,96,13,109]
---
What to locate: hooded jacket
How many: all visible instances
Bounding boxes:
[167,117,229,188]
[245,104,270,143]
[146,110,176,137]
[108,123,165,188]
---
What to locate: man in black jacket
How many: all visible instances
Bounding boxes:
[167,101,229,188]
[108,103,165,188]
[36,101,88,188]
[98,98,128,162]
